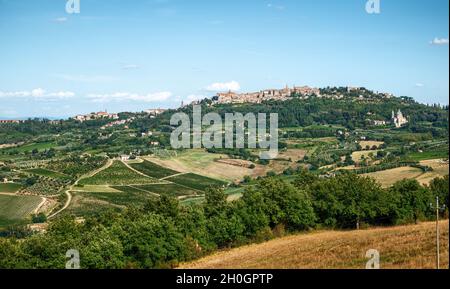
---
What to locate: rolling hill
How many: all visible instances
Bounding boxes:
[180,220,449,269]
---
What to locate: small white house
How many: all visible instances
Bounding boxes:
[120,155,130,161]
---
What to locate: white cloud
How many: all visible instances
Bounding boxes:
[205,81,241,92]
[54,17,68,22]
[415,83,424,87]
[430,38,449,45]
[0,88,75,101]
[46,91,76,98]
[185,94,207,102]
[87,91,172,103]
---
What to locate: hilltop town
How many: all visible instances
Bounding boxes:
[211,85,394,105]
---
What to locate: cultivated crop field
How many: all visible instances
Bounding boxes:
[78,161,159,186]
[64,159,229,216]
[165,173,227,191]
[277,149,307,162]
[21,177,68,196]
[0,195,42,227]
[77,191,154,207]
[130,160,179,179]
[359,141,384,149]
[1,142,58,154]
[416,159,449,185]
[144,150,252,182]
[45,156,107,177]
[363,166,424,187]
[351,150,379,163]
[63,193,123,217]
[132,184,198,197]
[0,183,22,193]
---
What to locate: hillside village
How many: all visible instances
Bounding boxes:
[211,85,394,105]
[208,86,409,128]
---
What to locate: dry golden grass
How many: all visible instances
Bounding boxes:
[363,166,424,187]
[359,141,384,149]
[144,150,255,182]
[180,221,448,269]
[416,159,449,185]
[352,150,379,163]
[278,149,307,162]
[73,185,122,193]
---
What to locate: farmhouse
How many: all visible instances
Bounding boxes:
[372,120,387,126]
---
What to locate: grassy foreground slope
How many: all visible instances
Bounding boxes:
[181,220,449,269]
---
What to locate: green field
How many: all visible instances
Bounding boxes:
[130,160,179,179]
[166,173,227,191]
[0,183,22,193]
[23,168,70,180]
[79,191,155,207]
[67,183,199,217]
[1,142,57,153]
[0,195,42,227]
[78,161,159,186]
[64,193,123,217]
[132,184,199,197]
[406,149,449,162]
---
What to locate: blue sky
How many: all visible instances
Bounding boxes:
[0,0,448,118]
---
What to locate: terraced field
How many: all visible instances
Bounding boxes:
[0,195,42,227]
[78,161,159,186]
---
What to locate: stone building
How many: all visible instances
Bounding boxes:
[392,109,408,128]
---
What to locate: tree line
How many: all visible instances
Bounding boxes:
[0,172,448,269]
